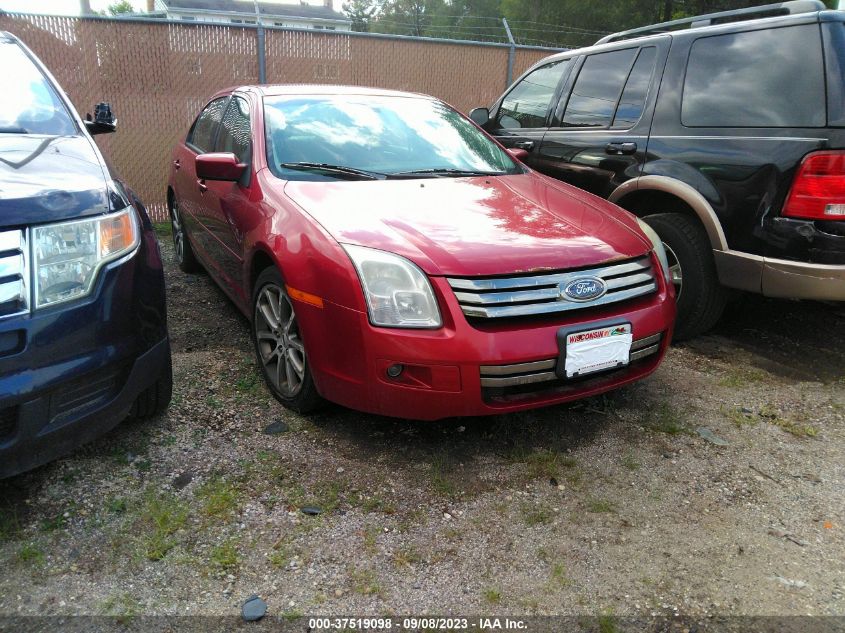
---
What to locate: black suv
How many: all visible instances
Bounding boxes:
[472,0,845,339]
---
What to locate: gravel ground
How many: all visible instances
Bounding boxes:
[0,232,843,623]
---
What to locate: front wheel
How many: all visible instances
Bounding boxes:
[252,267,322,414]
[643,213,727,341]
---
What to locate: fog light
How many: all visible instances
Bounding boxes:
[386,364,404,378]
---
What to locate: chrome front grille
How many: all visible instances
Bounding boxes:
[0,229,28,319]
[447,256,656,319]
[479,332,663,388]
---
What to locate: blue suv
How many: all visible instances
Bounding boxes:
[0,32,171,477]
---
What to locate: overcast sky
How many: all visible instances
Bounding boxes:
[0,0,342,15]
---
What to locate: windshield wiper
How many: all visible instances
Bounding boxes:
[0,126,31,134]
[387,168,505,179]
[280,162,385,180]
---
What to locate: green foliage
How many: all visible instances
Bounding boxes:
[106,0,135,15]
[345,0,838,48]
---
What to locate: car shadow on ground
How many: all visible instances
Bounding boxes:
[683,294,845,383]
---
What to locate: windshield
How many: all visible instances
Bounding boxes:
[264,94,521,180]
[0,41,76,136]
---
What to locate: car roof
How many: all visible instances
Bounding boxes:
[212,84,435,101]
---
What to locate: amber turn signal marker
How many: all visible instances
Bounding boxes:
[286,285,324,308]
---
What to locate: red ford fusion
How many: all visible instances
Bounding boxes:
[167,85,675,420]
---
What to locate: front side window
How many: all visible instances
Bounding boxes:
[496,60,569,129]
[187,97,228,153]
[216,96,251,163]
[682,25,825,127]
[264,95,520,180]
[0,41,75,136]
[563,48,638,128]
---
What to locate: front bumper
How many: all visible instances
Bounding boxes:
[302,273,675,421]
[0,337,170,478]
[0,221,169,477]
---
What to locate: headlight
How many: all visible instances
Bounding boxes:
[33,207,139,309]
[343,244,442,328]
[636,218,671,283]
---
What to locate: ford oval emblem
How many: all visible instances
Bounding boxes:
[561,277,607,302]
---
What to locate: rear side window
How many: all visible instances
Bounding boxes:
[612,47,657,128]
[682,25,825,127]
[187,97,228,152]
[496,60,569,129]
[216,96,251,163]
[562,48,638,128]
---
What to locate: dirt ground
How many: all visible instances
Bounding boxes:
[0,232,843,625]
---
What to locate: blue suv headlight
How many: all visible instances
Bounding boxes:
[32,207,139,309]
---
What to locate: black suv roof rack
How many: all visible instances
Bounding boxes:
[595,0,825,44]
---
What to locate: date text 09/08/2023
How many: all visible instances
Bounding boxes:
[308,617,528,630]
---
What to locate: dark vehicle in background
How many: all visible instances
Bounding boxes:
[471,0,845,340]
[0,32,171,477]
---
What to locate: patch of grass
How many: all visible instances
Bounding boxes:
[197,478,240,520]
[550,562,571,587]
[0,508,21,542]
[362,525,379,553]
[205,395,222,410]
[723,405,757,428]
[770,417,818,438]
[586,497,616,513]
[152,221,172,237]
[234,369,262,396]
[621,453,640,471]
[136,491,189,561]
[210,540,239,570]
[522,503,553,526]
[524,449,577,480]
[362,495,396,514]
[718,366,769,388]
[40,511,68,533]
[18,543,44,565]
[392,546,422,568]
[107,497,128,514]
[429,454,458,498]
[641,402,691,435]
[99,592,141,624]
[482,587,502,605]
[268,543,291,568]
[349,568,382,596]
[597,610,618,633]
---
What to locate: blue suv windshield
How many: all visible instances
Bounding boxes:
[0,41,76,136]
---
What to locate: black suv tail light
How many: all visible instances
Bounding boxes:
[783,151,845,220]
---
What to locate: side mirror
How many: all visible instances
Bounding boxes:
[507,148,529,162]
[196,152,247,181]
[84,102,116,135]
[468,107,490,127]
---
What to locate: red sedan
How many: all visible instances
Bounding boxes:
[167,85,675,420]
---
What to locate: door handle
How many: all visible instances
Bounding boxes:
[197,180,208,193]
[173,159,181,170]
[514,140,535,151]
[605,142,637,155]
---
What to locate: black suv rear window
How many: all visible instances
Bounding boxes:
[682,24,824,128]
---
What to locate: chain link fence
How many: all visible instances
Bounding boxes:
[0,13,556,221]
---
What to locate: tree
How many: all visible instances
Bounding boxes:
[343,0,378,32]
[106,0,135,15]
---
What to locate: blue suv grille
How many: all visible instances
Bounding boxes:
[0,229,28,319]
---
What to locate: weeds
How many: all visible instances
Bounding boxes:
[210,540,239,570]
[136,490,189,561]
[641,402,691,435]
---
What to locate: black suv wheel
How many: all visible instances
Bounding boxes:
[644,213,727,341]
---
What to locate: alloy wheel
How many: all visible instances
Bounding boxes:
[664,242,683,300]
[254,284,306,398]
[171,201,185,263]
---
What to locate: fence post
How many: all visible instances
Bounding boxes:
[502,18,515,90]
[254,1,266,83]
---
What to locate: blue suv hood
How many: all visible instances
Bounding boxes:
[0,134,111,229]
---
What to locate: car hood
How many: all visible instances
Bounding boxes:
[283,174,651,277]
[0,134,110,229]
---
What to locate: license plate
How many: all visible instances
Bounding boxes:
[561,323,632,378]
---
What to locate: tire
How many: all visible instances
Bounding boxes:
[170,197,200,273]
[643,213,727,341]
[130,353,173,419]
[252,267,322,414]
